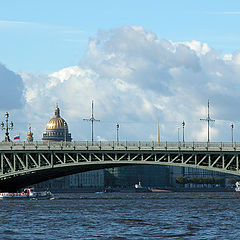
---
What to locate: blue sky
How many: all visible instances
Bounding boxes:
[1,1,240,142]
[1,1,240,73]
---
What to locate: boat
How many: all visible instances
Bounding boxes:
[235,182,240,192]
[135,182,173,193]
[0,188,53,199]
[134,182,151,192]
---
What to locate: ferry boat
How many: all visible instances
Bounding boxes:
[235,182,240,192]
[0,188,53,199]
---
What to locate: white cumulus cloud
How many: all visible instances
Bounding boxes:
[1,25,240,142]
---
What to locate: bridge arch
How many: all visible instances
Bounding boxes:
[0,141,239,191]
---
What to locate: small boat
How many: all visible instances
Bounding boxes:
[135,181,144,189]
[0,188,53,199]
[235,182,240,192]
[135,182,172,193]
[134,182,151,192]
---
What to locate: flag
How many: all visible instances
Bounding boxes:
[13,136,20,140]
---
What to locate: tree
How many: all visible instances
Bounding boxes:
[176,176,188,184]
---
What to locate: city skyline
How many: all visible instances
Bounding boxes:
[1,1,240,142]
[0,100,237,143]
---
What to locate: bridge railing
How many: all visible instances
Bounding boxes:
[0,141,239,151]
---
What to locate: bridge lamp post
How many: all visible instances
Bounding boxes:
[182,121,185,143]
[200,100,215,143]
[64,122,67,142]
[83,100,100,144]
[178,127,180,142]
[116,123,119,142]
[231,123,234,146]
[1,112,14,142]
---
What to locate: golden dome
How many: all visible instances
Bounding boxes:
[46,105,68,130]
[46,117,68,130]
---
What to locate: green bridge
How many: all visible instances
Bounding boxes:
[0,141,239,191]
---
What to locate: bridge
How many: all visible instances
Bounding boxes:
[0,141,240,191]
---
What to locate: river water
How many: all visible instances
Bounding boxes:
[0,192,239,239]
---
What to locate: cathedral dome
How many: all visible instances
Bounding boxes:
[42,105,72,142]
[46,105,68,130]
[46,117,68,130]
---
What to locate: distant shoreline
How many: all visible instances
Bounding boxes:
[35,186,235,193]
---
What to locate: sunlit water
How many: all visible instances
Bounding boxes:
[0,192,239,239]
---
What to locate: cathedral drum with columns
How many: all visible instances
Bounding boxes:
[42,105,72,142]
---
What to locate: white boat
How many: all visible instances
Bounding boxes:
[135,181,143,189]
[134,182,151,192]
[235,182,240,192]
[0,188,53,199]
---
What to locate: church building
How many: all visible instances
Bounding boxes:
[42,105,72,142]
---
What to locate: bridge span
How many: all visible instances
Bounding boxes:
[0,141,239,191]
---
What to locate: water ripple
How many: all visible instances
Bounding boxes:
[0,192,239,239]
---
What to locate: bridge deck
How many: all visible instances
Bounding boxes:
[0,141,239,151]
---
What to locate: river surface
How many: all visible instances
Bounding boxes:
[0,191,239,239]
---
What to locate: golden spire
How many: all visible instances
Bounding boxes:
[157,120,160,144]
[27,124,33,142]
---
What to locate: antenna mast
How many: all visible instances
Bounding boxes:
[83,100,100,142]
[157,120,160,144]
[200,100,215,142]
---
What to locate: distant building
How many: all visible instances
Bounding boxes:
[104,165,170,187]
[36,176,70,191]
[69,170,105,188]
[35,165,170,191]
[35,165,232,191]
[42,105,72,142]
